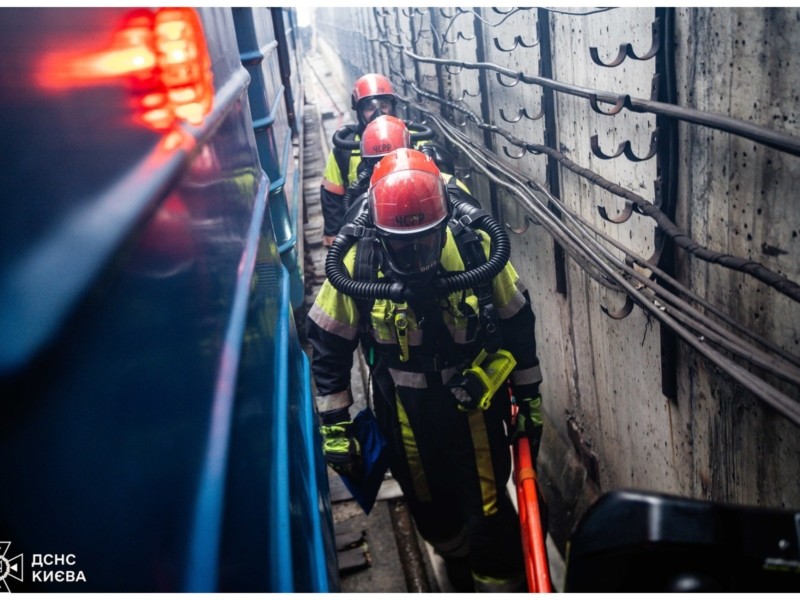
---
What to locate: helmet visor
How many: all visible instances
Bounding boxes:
[381,227,444,278]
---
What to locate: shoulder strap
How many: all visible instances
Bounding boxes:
[446,178,482,210]
[332,126,359,189]
[351,231,381,353]
[450,221,503,352]
[333,145,353,189]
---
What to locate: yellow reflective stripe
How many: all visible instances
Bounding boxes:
[512,364,543,386]
[467,410,497,516]
[397,396,431,501]
[388,369,427,389]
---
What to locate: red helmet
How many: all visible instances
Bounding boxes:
[369,148,449,279]
[360,115,411,161]
[351,73,396,127]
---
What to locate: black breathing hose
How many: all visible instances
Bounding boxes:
[332,122,435,150]
[324,198,511,302]
[325,212,406,302]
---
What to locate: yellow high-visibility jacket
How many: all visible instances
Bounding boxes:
[307,226,542,414]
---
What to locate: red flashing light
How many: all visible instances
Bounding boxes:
[41,8,213,132]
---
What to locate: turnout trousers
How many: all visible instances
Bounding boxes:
[371,363,525,583]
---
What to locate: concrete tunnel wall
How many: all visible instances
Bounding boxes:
[311,6,800,553]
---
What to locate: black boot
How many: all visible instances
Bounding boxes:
[444,556,474,593]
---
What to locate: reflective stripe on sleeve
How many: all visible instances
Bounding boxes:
[308,302,358,341]
[511,364,543,386]
[322,178,345,195]
[316,389,353,413]
[496,286,526,319]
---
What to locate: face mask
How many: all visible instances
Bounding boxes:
[359,97,394,123]
[381,227,444,281]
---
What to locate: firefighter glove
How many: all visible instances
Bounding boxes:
[511,395,543,462]
[320,419,363,480]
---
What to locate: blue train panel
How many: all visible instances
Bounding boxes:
[0,7,335,592]
[233,8,304,310]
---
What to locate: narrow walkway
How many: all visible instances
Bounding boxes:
[297,45,566,593]
[297,49,440,593]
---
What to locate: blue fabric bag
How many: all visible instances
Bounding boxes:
[339,407,389,514]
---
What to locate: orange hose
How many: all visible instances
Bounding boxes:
[514,435,552,592]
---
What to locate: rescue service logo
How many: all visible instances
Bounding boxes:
[0,542,23,593]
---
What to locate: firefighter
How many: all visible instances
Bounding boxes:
[307,148,544,592]
[320,73,397,247]
[343,115,475,223]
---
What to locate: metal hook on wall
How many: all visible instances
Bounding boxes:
[499,105,545,123]
[493,35,540,53]
[443,30,476,45]
[623,130,659,162]
[448,88,480,104]
[502,145,528,159]
[590,19,661,68]
[506,214,537,235]
[496,71,523,88]
[600,294,635,319]
[444,63,463,75]
[591,131,659,162]
[401,7,425,18]
[439,8,461,19]
[642,231,667,266]
[597,199,635,224]
[590,134,626,160]
[588,93,630,116]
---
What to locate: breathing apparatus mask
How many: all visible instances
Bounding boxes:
[357,96,396,127]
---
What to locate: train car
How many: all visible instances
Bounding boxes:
[0,7,336,592]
